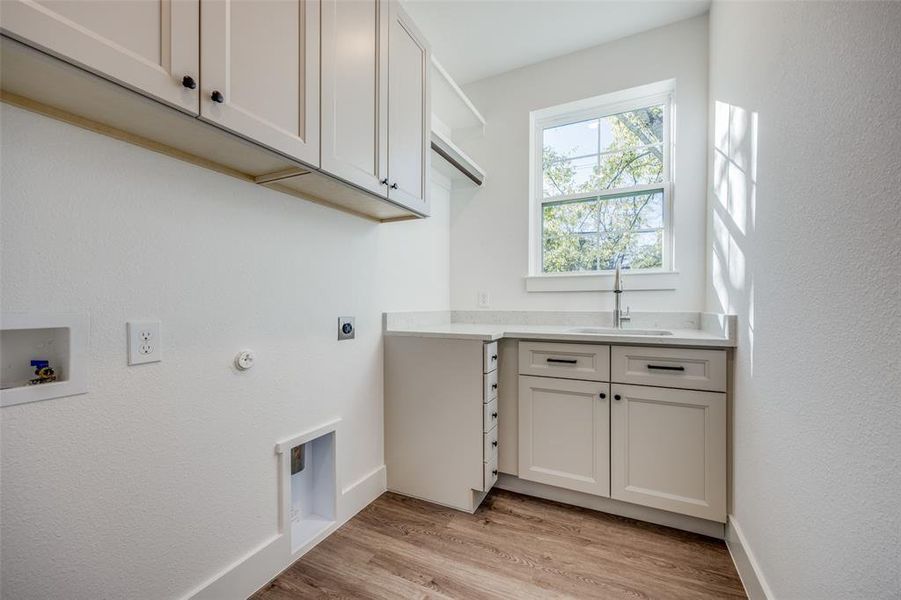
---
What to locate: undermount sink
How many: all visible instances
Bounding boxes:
[567,327,673,336]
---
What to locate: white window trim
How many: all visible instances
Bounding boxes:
[527,80,678,292]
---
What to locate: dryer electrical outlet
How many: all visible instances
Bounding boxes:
[127,320,161,365]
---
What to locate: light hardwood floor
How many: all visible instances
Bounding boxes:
[251,490,747,599]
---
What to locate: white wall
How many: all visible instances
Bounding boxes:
[450,15,709,312]
[707,2,901,598]
[0,104,449,600]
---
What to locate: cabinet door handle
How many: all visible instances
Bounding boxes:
[380,179,389,185]
[647,364,685,371]
[491,383,498,390]
[181,75,197,89]
[491,354,498,361]
[491,412,498,418]
[546,358,577,364]
[390,182,398,189]
[614,394,622,401]
[492,469,498,476]
[599,392,606,399]
[492,441,498,447]
[211,90,224,103]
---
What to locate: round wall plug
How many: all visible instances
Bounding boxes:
[234,350,256,371]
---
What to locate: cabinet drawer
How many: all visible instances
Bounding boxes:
[482,452,498,491]
[518,342,610,381]
[483,398,498,432]
[484,341,499,373]
[484,369,499,402]
[483,425,499,461]
[611,346,726,392]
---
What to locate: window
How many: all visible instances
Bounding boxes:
[530,82,674,277]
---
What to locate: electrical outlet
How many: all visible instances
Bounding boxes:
[338,316,355,340]
[127,320,161,365]
[477,290,490,308]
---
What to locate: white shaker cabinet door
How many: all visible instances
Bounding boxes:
[518,376,610,497]
[387,4,430,215]
[200,0,320,166]
[611,384,727,522]
[0,0,199,113]
[320,0,389,197]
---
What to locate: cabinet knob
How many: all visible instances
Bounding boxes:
[211,90,224,103]
[492,441,498,447]
[380,179,389,185]
[599,392,606,399]
[614,394,622,401]
[181,75,197,90]
[492,469,498,475]
[491,412,498,418]
[491,383,498,390]
[390,182,398,189]
[491,354,498,361]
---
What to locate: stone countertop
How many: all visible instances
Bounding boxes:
[382,311,737,348]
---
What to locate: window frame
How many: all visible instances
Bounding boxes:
[528,81,676,281]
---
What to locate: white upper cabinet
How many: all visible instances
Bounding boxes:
[0,0,200,113]
[320,0,389,198]
[387,5,430,214]
[200,0,320,166]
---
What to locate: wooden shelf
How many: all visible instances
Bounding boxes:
[430,129,484,186]
[431,56,485,135]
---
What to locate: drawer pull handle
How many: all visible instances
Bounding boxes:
[491,383,498,389]
[492,441,498,447]
[546,358,577,364]
[491,412,498,419]
[647,364,685,371]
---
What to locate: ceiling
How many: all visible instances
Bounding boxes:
[402,0,710,85]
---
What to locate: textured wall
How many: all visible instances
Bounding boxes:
[451,15,709,311]
[707,2,901,597]
[0,104,450,599]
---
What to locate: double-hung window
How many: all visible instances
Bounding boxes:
[530,81,674,278]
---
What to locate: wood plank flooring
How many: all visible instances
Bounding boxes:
[251,490,746,599]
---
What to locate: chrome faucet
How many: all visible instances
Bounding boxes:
[613,263,631,329]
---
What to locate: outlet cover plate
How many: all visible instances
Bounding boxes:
[337,317,355,340]
[127,320,161,365]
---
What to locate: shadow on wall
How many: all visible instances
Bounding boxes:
[711,100,758,375]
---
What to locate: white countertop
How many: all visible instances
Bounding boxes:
[383,311,736,348]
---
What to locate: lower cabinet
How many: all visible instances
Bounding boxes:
[385,336,499,513]
[518,376,610,497]
[610,384,726,521]
[516,342,728,524]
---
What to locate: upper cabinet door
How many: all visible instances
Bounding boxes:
[387,5,430,215]
[200,0,320,167]
[320,0,389,197]
[0,0,199,114]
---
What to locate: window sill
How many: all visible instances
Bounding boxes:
[525,270,679,293]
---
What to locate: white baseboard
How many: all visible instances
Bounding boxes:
[725,516,773,600]
[182,464,386,600]
[341,464,387,521]
[496,474,725,539]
